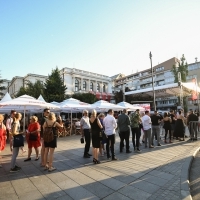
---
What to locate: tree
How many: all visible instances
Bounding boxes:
[16,80,45,98]
[0,72,6,97]
[171,54,188,112]
[44,67,67,102]
[72,93,98,104]
[171,54,188,82]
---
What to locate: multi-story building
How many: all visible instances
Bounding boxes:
[61,67,113,101]
[8,74,47,98]
[0,79,10,100]
[112,57,179,110]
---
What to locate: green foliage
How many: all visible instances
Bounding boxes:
[16,80,45,98]
[171,54,188,83]
[71,93,98,104]
[171,54,188,111]
[44,67,67,102]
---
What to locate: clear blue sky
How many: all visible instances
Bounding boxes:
[1,0,200,80]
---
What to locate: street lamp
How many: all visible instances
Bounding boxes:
[149,52,156,111]
[178,72,183,109]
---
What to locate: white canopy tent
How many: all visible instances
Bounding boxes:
[91,100,124,111]
[0,92,12,103]
[117,101,145,111]
[0,95,60,131]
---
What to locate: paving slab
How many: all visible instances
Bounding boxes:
[0,133,199,200]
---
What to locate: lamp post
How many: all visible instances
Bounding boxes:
[149,52,156,111]
[178,72,183,109]
[194,77,199,113]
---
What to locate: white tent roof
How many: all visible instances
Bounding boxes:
[37,94,46,102]
[125,82,200,98]
[0,92,12,103]
[91,100,124,111]
[117,101,145,111]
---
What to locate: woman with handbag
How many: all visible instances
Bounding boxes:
[24,116,41,162]
[89,109,103,164]
[0,114,7,167]
[43,112,63,172]
[10,113,24,172]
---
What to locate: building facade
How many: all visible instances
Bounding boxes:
[61,67,113,101]
[8,74,47,98]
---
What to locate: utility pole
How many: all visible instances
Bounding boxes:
[149,52,156,111]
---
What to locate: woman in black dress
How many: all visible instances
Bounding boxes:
[43,112,63,172]
[90,109,103,164]
[163,112,172,143]
[174,110,185,141]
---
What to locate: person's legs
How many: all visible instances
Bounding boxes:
[84,129,91,156]
[147,129,152,147]
[110,135,115,159]
[35,147,39,159]
[27,148,32,158]
[10,147,19,169]
[131,128,136,150]
[169,129,172,142]
[155,126,160,145]
[40,139,45,166]
[144,130,148,147]
[135,128,140,149]
[120,132,125,152]
[44,147,49,167]
[125,130,130,152]
[106,136,111,158]
[48,148,55,170]
[151,126,156,145]
[164,128,168,142]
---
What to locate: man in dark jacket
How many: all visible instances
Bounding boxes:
[117,109,131,153]
[187,110,198,140]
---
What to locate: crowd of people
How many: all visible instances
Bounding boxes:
[0,108,199,171]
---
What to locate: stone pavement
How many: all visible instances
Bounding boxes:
[0,132,200,200]
[189,149,200,200]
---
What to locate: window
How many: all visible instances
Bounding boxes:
[75,79,79,91]
[83,81,86,91]
[97,83,100,92]
[103,84,106,92]
[156,66,164,72]
[90,82,93,91]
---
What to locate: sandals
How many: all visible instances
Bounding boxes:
[44,165,49,171]
[48,167,56,172]
[35,157,39,161]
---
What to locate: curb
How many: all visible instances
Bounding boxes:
[181,146,200,200]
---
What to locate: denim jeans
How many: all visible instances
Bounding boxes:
[11,147,19,169]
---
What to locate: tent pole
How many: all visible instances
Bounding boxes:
[23,106,26,132]
[70,109,72,136]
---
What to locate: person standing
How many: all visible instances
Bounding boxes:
[163,112,172,143]
[103,109,118,160]
[187,110,198,140]
[117,109,131,153]
[174,110,185,141]
[0,114,7,167]
[10,113,24,172]
[142,110,154,148]
[89,109,103,164]
[80,110,91,158]
[151,111,162,146]
[24,116,41,161]
[40,108,50,166]
[169,110,176,138]
[129,109,141,152]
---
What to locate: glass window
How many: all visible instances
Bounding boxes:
[75,79,79,91]
[97,83,100,92]
[90,82,93,91]
[83,81,86,91]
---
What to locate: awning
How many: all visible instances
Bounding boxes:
[125,82,200,98]
[101,92,107,100]
[95,92,101,99]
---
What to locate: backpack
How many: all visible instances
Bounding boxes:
[43,121,56,143]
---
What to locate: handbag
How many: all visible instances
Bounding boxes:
[80,137,84,144]
[29,133,37,141]
[101,129,107,140]
[13,134,24,147]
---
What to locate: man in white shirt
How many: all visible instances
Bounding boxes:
[142,110,154,148]
[103,109,118,160]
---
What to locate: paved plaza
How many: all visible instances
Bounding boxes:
[0,132,199,200]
